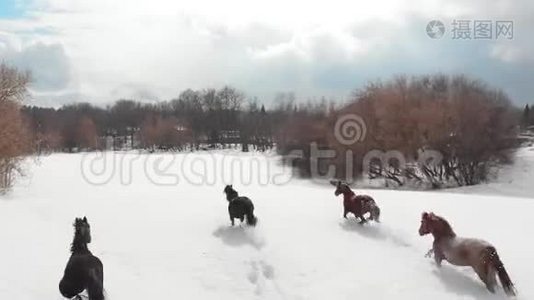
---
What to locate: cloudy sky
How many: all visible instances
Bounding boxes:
[0,0,533,107]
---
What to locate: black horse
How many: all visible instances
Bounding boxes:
[59,217,104,300]
[223,185,257,226]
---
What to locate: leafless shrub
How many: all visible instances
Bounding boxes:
[0,63,31,191]
[276,74,519,188]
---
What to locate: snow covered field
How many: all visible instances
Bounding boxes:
[1,148,533,299]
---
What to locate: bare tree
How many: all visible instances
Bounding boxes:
[77,116,99,150]
[274,74,518,188]
[0,64,31,192]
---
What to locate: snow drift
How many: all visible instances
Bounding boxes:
[0,148,533,299]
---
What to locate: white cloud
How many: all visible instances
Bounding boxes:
[490,44,523,63]
[0,32,72,91]
[1,0,532,105]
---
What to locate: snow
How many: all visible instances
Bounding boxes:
[1,148,533,299]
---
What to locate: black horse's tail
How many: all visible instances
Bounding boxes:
[245,203,257,226]
[87,268,105,300]
[486,246,516,297]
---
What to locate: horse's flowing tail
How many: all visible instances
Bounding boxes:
[486,247,516,297]
[370,204,381,222]
[245,205,257,226]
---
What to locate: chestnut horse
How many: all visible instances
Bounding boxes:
[330,180,380,224]
[419,212,516,296]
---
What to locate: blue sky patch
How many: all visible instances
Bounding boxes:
[0,0,25,19]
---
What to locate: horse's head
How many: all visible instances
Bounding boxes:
[223,185,238,201]
[330,180,351,196]
[419,212,434,236]
[223,185,233,195]
[74,216,92,244]
[419,212,455,238]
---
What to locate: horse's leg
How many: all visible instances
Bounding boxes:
[432,243,444,267]
[434,253,443,267]
[87,269,105,300]
[230,217,235,226]
[59,277,84,299]
[343,208,348,219]
[480,251,499,293]
[358,215,367,225]
[474,265,494,293]
[367,210,373,221]
[486,267,498,293]
[360,205,371,221]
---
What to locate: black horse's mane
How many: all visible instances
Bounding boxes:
[71,235,89,253]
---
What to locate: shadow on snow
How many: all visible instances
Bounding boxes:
[212,225,265,250]
[338,219,412,248]
[432,265,509,300]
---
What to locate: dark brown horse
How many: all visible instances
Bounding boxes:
[419,212,516,296]
[330,180,380,224]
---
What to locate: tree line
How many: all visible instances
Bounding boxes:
[276,74,521,188]
[23,88,340,155]
[23,87,287,153]
[1,64,526,191]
